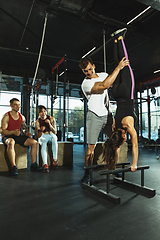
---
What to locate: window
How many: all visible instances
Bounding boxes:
[138,86,160,141]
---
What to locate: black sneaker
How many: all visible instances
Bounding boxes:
[111,28,127,39]
[114,172,122,178]
[11,166,18,176]
[81,174,90,184]
[30,162,41,171]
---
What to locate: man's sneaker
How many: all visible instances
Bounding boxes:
[111,28,127,39]
[30,162,41,171]
[114,172,122,178]
[81,174,90,184]
[43,164,49,173]
[11,166,18,176]
[52,159,58,169]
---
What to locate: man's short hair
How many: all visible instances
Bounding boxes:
[79,57,93,69]
[38,105,46,113]
[10,98,20,105]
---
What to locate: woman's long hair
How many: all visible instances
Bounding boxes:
[103,129,124,170]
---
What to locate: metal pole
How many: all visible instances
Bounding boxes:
[84,98,87,146]
[147,89,151,140]
[103,30,107,73]
[36,80,39,120]
[140,92,143,137]
[63,55,67,141]
[55,68,59,98]
[51,74,54,117]
[66,80,69,138]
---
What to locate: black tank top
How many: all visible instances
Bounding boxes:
[38,115,51,133]
[115,100,137,130]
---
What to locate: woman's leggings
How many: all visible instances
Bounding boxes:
[112,38,135,101]
[39,133,58,165]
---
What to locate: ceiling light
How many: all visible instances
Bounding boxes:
[127,6,151,25]
[82,47,96,58]
[154,69,160,74]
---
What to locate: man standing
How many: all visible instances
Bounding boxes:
[79,48,129,183]
[1,98,40,175]
[35,105,58,173]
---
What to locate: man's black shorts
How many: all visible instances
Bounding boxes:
[2,135,29,147]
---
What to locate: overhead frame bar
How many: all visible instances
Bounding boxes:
[52,56,65,74]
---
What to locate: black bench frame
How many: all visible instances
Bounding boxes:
[81,163,156,205]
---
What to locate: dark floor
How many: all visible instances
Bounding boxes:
[0,145,160,240]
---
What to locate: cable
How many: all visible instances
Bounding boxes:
[30,12,48,130]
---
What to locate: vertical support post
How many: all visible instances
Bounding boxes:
[63,54,67,141]
[103,29,107,73]
[36,79,39,120]
[23,72,29,124]
[59,96,62,133]
[20,79,23,115]
[84,98,87,145]
[27,85,30,126]
[147,89,151,140]
[89,169,93,186]
[141,169,144,186]
[140,92,143,138]
[106,174,110,193]
[0,72,2,108]
[0,71,2,90]
[55,68,59,98]
[122,164,125,181]
[51,74,54,117]
[66,80,69,137]
[135,92,139,138]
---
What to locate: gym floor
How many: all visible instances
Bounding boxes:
[0,144,160,240]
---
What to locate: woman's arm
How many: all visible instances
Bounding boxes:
[50,117,57,135]
[35,120,43,138]
[122,116,138,172]
[44,116,57,134]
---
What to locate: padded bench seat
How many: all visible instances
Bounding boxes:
[38,141,73,167]
[0,142,27,172]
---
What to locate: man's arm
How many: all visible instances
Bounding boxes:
[1,113,20,136]
[21,116,29,134]
[21,116,31,138]
[91,57,129,94]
